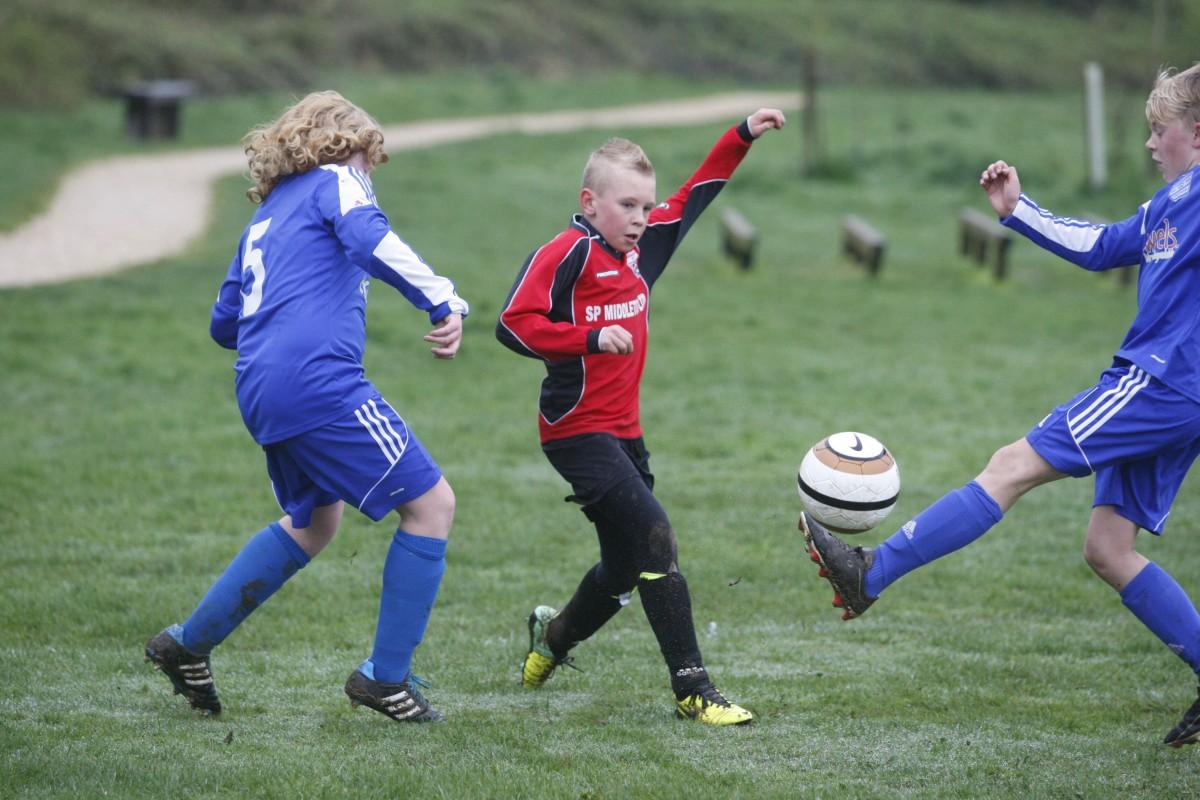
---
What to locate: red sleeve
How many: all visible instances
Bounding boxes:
[638,122,754,283]
[496,229,599,360]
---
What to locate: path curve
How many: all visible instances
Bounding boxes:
[0,91,799,288]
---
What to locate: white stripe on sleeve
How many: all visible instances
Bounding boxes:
[1012,197,1104,253]
[372,231,470,315]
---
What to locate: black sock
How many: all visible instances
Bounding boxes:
[548,563,624,657]
[637,571,707,696]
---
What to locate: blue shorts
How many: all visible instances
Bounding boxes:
[263,394,442,528]
[1026,361,1200,533]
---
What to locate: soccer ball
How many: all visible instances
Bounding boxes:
[796,431,900,533]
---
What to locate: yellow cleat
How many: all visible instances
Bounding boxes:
[521,605,577,688]
[675,684,754,726]
[521,648,558,689]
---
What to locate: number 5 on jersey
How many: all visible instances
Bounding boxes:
[241,218,272,317]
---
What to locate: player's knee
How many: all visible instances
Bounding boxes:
[640,519,679,574]
[397,477,455,537]
[1082,534,1110,573]
[1082,528,1130,576]
[978,439,1057,502]
[594,561,638,595]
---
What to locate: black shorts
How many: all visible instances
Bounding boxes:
[542,433,654,507]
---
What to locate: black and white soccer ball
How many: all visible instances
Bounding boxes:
[796,431,900,533]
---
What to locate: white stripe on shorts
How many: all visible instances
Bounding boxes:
[367,399,408,453]
[355,401,404,464]
[1069,365,1150,444]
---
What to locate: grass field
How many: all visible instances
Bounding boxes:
[2,76,1199,798]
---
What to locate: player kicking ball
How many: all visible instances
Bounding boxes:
[804,63,1200,748]
[497,108,785,725]
[145,91,468,723]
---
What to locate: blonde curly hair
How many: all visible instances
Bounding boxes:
[243,91,389,203]
[1146,63,1200,127]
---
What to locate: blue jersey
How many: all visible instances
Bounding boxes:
[210,165,469,445]
[1003,164,1200,403]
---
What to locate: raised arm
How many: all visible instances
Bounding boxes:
[636,109,785,283]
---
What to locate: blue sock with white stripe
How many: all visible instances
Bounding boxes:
[1121,562,1200,675]
[865,481,1004,597]
[370,529,447,683]
[180,522,310,654]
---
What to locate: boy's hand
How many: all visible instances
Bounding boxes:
[979,160,1021,219]
[425,313,462,359]
[747,108,786,138]
[598,325,634,355]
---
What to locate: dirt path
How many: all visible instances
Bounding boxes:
[0,91,799,288]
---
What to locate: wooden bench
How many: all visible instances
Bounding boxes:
[840,214,886,275]
[959,207,1013,279]
[719,207,758,270]
[124,80,195,140]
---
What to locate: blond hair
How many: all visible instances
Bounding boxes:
[1146,63,1200,127]
[242,91,389,203]
[581,137,654,193]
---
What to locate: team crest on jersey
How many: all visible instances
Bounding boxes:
[1169,171,1192,202]
[625,249,640,276]
[1143,217,1178,262]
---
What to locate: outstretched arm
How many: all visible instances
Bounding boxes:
[979,160,1021,219]
[987,159,1144,271]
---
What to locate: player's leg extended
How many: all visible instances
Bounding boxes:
[523,505,640,688]
[805,438,1056,619]
[145,502,339,713]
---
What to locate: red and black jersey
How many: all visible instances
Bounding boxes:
[497,121,756,443]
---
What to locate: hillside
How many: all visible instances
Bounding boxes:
[2,0,1193,108]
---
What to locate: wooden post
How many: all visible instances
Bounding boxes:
[802,48,819,175]
[1083,62,1107,191]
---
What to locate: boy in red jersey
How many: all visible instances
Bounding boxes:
[496,108,785,725]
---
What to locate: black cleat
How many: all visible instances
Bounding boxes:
[1164,685,1200,748]
[800,511,877,620]
[144,627,222,715]
[345,667,443,723]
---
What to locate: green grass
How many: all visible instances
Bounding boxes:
[2,77,1199,798]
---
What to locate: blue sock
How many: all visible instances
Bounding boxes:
[1121,562,1200,676]
[369,529,447,683]
[865,481,1003,597]
[179,523,310,654]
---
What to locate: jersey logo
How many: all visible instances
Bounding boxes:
[595,269,619,278]
[625,249,640,276]
[1143,217,1178,263]
[1169,171,1191,202]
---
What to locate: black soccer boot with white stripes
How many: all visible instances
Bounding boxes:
[345,667,443,723]
[144,626,222,715]
[800,511,877,620]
